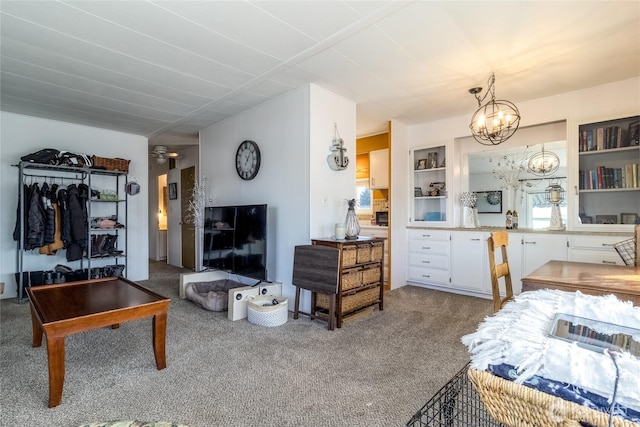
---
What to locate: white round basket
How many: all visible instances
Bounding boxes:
[247,296,288,327]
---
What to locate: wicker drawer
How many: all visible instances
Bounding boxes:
[361,265,381,284]
[356,243,371,263]
[317,286,380,313]
[342,245,357,266]
[370,241,383,261]
[341,267,363,291]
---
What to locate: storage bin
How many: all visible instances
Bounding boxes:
[356,243,371,263]
[341,267,362,291]
[361,265,381,284]
[92,156,130,172]
[342,245,357,266]
[247,296,288,327]
[370,241,383,261]
[317,287,379,313]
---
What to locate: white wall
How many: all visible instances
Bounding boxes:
[199,84,356,308]
[0,112,149,298]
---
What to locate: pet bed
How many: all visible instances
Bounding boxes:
[185,279,245,312]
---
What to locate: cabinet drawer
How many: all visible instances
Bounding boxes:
[568,249,625,266]
[408,239,449,256]
[408,253,449,271]
[569,235,627,250]
[408,266,449,285]
[408,230,450,242]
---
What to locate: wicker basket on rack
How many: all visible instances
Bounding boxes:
[356,243,371,263]
[370,241,383,261]
[341,267,362,291]
[361,264,380,284]
[92,156,130,172]
[342,246,357,266]
[468,368,636,427]
[317,287,379,313]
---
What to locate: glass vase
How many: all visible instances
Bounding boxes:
[344,199,360,240]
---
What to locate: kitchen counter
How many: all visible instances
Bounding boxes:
[406,225,631,237]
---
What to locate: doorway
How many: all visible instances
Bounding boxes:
[181,166,196,269]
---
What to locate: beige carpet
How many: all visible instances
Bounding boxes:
[0,261,492,426]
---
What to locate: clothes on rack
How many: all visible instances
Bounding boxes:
[13,181,89,261]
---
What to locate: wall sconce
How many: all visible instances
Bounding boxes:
[468,73,521,146]
[327,123,349,171]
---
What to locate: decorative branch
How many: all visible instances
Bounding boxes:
[186,177,207,229]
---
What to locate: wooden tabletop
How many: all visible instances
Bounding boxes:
[29,277,169,325]
[522,260,640,305]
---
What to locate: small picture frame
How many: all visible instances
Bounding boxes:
[416,159,427,170]
[427,152,438,169]
[168,182,178,200]
[579,215,593,224]
[628,120,640,146]
[414,187,423,197]
[621,213,639,224]
[595,214,617,224]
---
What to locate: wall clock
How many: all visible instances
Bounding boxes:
[235,140,261,180]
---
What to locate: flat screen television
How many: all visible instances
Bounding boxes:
[202,204,267,281]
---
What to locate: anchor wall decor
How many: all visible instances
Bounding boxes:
[327,122,349,171]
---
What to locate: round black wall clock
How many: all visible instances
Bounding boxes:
[235,140,261,180]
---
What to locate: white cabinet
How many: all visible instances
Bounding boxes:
[407,229,450,286]
[450,231,487,293]
[410,142,452,226]
[369,148,389,189]
[522,234,568,277]
[568,235,629,266]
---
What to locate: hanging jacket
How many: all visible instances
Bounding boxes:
[40,182,55,245]
[65,184,88,261]
[26,183,46,250]
[12,184,28,247]
[57,187,71,248]
[40,184,64,255]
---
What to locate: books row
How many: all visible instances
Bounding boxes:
[554,318,640,356]
[579,164,638,190]
[579,124,638,152]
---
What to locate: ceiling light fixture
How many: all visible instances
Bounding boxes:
[527,144,560,176]
[468,73,521,146]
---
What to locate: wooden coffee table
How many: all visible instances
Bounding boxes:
[27,277,171,407]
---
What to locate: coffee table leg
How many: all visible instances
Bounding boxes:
[46,336,65,408]
[152,312,167,370]
[30,305,43,348]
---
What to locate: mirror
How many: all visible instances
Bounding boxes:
[467,140,567,228]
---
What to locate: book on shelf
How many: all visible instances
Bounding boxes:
[579,125,630,152]
[579,163,639,189]
[550,313,640,356]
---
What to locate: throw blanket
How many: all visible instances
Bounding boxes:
[461,289,640,413]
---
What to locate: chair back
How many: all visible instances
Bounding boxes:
[487,231,514,312]
[292,245,340,295]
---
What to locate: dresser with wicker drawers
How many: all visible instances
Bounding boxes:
[311,237,385,328]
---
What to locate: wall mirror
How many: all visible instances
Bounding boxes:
[457,121,567,229]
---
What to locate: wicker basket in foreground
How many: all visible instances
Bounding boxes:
[468,368,638,427]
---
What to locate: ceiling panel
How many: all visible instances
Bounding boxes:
[155,1,316,60]
[0,0,638,152]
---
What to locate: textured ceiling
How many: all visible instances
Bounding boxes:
[1,1,639,154]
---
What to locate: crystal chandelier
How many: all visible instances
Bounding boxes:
[527,144,560,176]
[468,74,521,146]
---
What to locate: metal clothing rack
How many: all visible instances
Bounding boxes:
[14,161,128,303]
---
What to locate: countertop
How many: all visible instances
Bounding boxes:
[406,225,632,236]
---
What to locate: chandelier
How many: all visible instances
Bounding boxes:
[468,73,521,146]
[527,144,560,176]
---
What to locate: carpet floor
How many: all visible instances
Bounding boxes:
[0,261,492,427]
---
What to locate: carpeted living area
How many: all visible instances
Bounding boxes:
[0,261,492,426]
